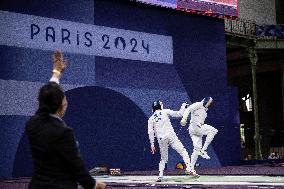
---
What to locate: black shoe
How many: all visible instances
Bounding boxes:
[156,177,164,182]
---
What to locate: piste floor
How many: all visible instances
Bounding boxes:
[1,165,284,189]
[94,174,284,188]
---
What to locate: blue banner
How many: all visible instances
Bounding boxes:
[0,10,173,64]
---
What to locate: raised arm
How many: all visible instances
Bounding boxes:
[50,50,68,84]
[180,102,203,126]
[166,103,188,118]
[48,51,106,189]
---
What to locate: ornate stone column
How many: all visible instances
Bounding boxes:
[281,56,284,125]
[248,47,263,160]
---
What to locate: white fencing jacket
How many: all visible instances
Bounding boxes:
[182,101,208,125]
[148,104,186,148]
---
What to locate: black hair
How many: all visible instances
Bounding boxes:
[152,100,162,112]
[36,82,65,114]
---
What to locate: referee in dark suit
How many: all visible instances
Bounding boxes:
[25,51,106,189]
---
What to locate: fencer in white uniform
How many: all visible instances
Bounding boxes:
[148,100,195,182]
[180,97,218,174]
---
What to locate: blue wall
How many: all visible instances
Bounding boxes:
[0,0,240,178]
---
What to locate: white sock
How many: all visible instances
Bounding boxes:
[159,160,166,177]
[190,149,199,170]
[181,150,191,172]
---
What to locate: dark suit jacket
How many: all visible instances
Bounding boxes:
[25,113,96,189]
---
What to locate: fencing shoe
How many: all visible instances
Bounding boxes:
[156,176,164,182]
[186,170,200,178]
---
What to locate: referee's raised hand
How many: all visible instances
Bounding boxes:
[53,50,68,74]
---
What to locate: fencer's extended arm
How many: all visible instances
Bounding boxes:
[180,102,203,126]
[180,108,190,126]
[147,119,155,148]
[167,103,188,118]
